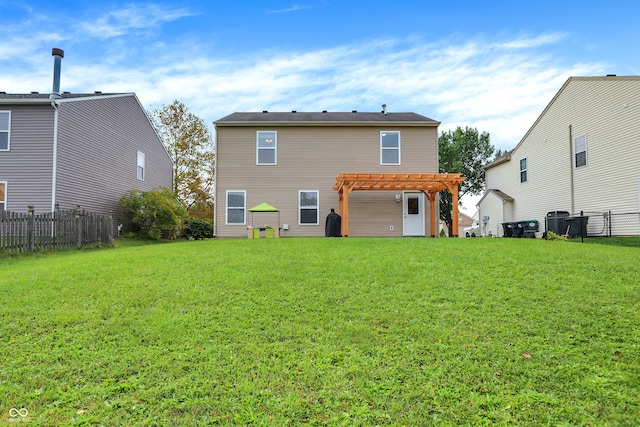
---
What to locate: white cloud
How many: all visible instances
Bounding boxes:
[497,32,567,49]
[1,28,607,153]
[134,36,603,151]
[266,4,312,13]
[77,4,193,38]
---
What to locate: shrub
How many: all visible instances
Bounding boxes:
[120,188,187,239]
[182,218,213,240]
[545,230,567,241]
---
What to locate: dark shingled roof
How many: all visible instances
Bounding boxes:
[216,111,439,125]
[489,189,514,201]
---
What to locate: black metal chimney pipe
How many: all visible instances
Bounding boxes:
[51,48,64,96]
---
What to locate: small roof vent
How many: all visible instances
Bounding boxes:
[322,110,327,113]
[31,91,39,94]
[291,110,297,113]
[262,110,268,113]
[606,74,617,77]
[352,110,357,113]
[94,91,102,94]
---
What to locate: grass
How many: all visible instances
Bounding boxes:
[1,237,638,426]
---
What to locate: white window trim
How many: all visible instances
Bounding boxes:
[0,111,11,151]
[299,190,319,225]
[0,181,6,210]
[380,130,401,165]
[137,151,145,180]
[256,130,277,165]
[574,133,588,168]
[226,190,247,225]
[519,158,528,183]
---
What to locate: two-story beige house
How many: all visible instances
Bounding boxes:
[478,76,640,237]
[214,110,464,238]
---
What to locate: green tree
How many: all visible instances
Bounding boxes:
[150,100,215,221]
[439,127,494,236]
[493,148,507,159]
[120,188,187,239]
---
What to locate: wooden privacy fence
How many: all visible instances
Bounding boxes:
[0,205,113,253]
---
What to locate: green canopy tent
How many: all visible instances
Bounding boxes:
[249,202,280,228]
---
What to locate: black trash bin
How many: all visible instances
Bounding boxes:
[563,216,589,238]
[521,220,539,238]
[546,211,570,235]
[501,222,514,237]
[512,222,524,238]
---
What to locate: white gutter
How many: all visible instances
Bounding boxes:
[50,98,60,212]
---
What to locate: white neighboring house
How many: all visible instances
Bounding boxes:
[478,75,640,237]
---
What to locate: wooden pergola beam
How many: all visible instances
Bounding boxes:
[333,173,465,237]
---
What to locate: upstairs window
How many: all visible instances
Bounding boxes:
[380,131,400,165]
[137,151,145,180]
[0,111,10,151]
[257,131,277,165]
[574,134,587,168]
[226,190,246,224]
[0,182,6,210]
[519,158,527,183]
[299,190,319,225]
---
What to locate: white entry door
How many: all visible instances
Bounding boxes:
[403,192,425,236]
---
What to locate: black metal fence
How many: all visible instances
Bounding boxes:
[0,205,113,253]
[545,211,640,238]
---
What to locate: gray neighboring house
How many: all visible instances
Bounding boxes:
[0,50,173,232]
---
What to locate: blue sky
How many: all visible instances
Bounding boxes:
[1,0,638,210]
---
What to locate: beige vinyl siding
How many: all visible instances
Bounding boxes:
[55,95,173,226]
[484,77,640,234]
[216,125,438,237]
[478,192,512,237]
[485,109,574,226]
[342,192,404,237]
[569,79,640,213]
[0,104,54,212]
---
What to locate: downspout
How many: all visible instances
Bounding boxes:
[50,99,59,212]
[569,124,575,214]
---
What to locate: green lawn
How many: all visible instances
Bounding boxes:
[1,237,638,426]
